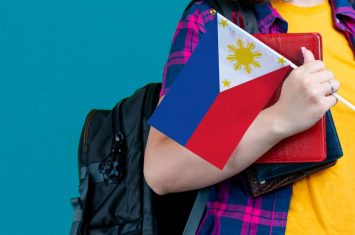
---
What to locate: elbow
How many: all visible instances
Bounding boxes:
[143,146,171,195]
[144,162,170,195]
[144,128,179,195]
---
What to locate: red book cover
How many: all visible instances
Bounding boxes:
[254,33,327,163]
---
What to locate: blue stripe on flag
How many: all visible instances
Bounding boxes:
[148,16,220,146]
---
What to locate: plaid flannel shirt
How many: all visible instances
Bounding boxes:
[159,0,355,234]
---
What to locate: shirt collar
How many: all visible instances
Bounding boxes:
[253,2,288,34]
[332,0,355,32]
[253,0,354,34]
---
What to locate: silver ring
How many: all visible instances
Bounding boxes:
[328,80,334,94]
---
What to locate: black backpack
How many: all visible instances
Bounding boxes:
[70,83,201,235]
[70,1,259,235]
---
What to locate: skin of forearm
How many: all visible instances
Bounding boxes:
[143,104,287,195]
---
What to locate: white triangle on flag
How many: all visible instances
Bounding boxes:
[217,14,290,92]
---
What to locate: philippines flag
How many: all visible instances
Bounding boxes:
[148,11,292,170]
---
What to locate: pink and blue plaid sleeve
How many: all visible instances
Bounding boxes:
[196,175,292,235]
[159,1,215,97]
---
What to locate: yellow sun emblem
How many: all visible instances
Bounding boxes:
[227,39,262,74]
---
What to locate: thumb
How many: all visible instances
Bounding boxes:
[302,47,315,64]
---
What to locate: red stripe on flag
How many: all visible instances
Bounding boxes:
[185,66,292,169]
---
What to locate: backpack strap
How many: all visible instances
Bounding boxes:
[70,169,90,235]
[182,186,213,235]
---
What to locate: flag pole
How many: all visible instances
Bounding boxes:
[333,94,355,111]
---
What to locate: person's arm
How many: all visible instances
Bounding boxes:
[144,48,339,195]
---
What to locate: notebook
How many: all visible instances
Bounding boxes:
[246,110,343,197]
[253,33,327,163]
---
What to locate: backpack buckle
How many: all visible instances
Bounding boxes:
[99,132,126,184]
[100,157,121,184]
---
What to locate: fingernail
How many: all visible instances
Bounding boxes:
[301,47,306,53]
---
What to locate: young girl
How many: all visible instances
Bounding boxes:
[144,0,355,234]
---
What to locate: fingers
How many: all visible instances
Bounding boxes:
[297,47,340,102]
[319,79,340,95]
[312,70,335,83]
[302,47,315,63]
[327,79,340,94]
[322,95,338,110]
[300,47,325,73]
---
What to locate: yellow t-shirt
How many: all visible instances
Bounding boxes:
[271,1,355,234]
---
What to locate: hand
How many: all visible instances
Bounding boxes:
[271,47,340,138]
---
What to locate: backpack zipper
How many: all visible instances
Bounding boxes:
[83,109,96,153]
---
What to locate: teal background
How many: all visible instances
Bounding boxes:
[0,0,188,234]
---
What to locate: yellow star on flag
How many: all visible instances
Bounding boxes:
[220,19,228,28]
[278,57,286,65]
[222,79,231,87]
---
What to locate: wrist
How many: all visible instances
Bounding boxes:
[262,104,291,141]
[227,105,292,173]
